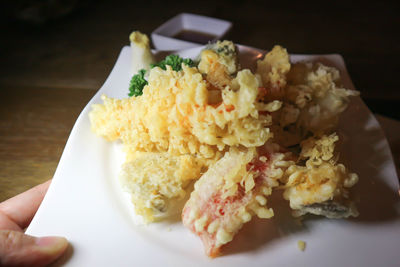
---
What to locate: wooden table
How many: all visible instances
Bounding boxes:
[0,88,95,200]
[1,0,399,201]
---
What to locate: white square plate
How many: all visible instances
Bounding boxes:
[26,44,400,267]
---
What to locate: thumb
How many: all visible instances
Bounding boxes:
[0,230,68,267]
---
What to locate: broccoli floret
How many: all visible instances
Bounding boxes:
[216,44,236,56]
[128,54,195,97]
[206,40,238,74]
[128,69,148,97]
[150,54,194,71]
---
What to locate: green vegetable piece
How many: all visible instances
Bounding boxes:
[128,55,195,97]
[128,69,148,97]
[150,54,194,71]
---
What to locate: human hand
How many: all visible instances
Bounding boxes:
[0,180,68,266]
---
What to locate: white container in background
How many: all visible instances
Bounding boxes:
[151,13,232,50]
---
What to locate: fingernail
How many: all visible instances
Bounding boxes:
[36,236,68,254]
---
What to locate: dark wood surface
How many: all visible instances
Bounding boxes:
[0,87,95,201]
[1,0,399,201]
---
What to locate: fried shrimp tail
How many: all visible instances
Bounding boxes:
[182,145,295,257]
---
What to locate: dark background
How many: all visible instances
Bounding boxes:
[0,0,399,199]
[1,0,399,115]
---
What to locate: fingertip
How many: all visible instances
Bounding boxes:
[34,236,69,265]
[32,236,69,266]
[0,231,69,267]
[36,236,69,254]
